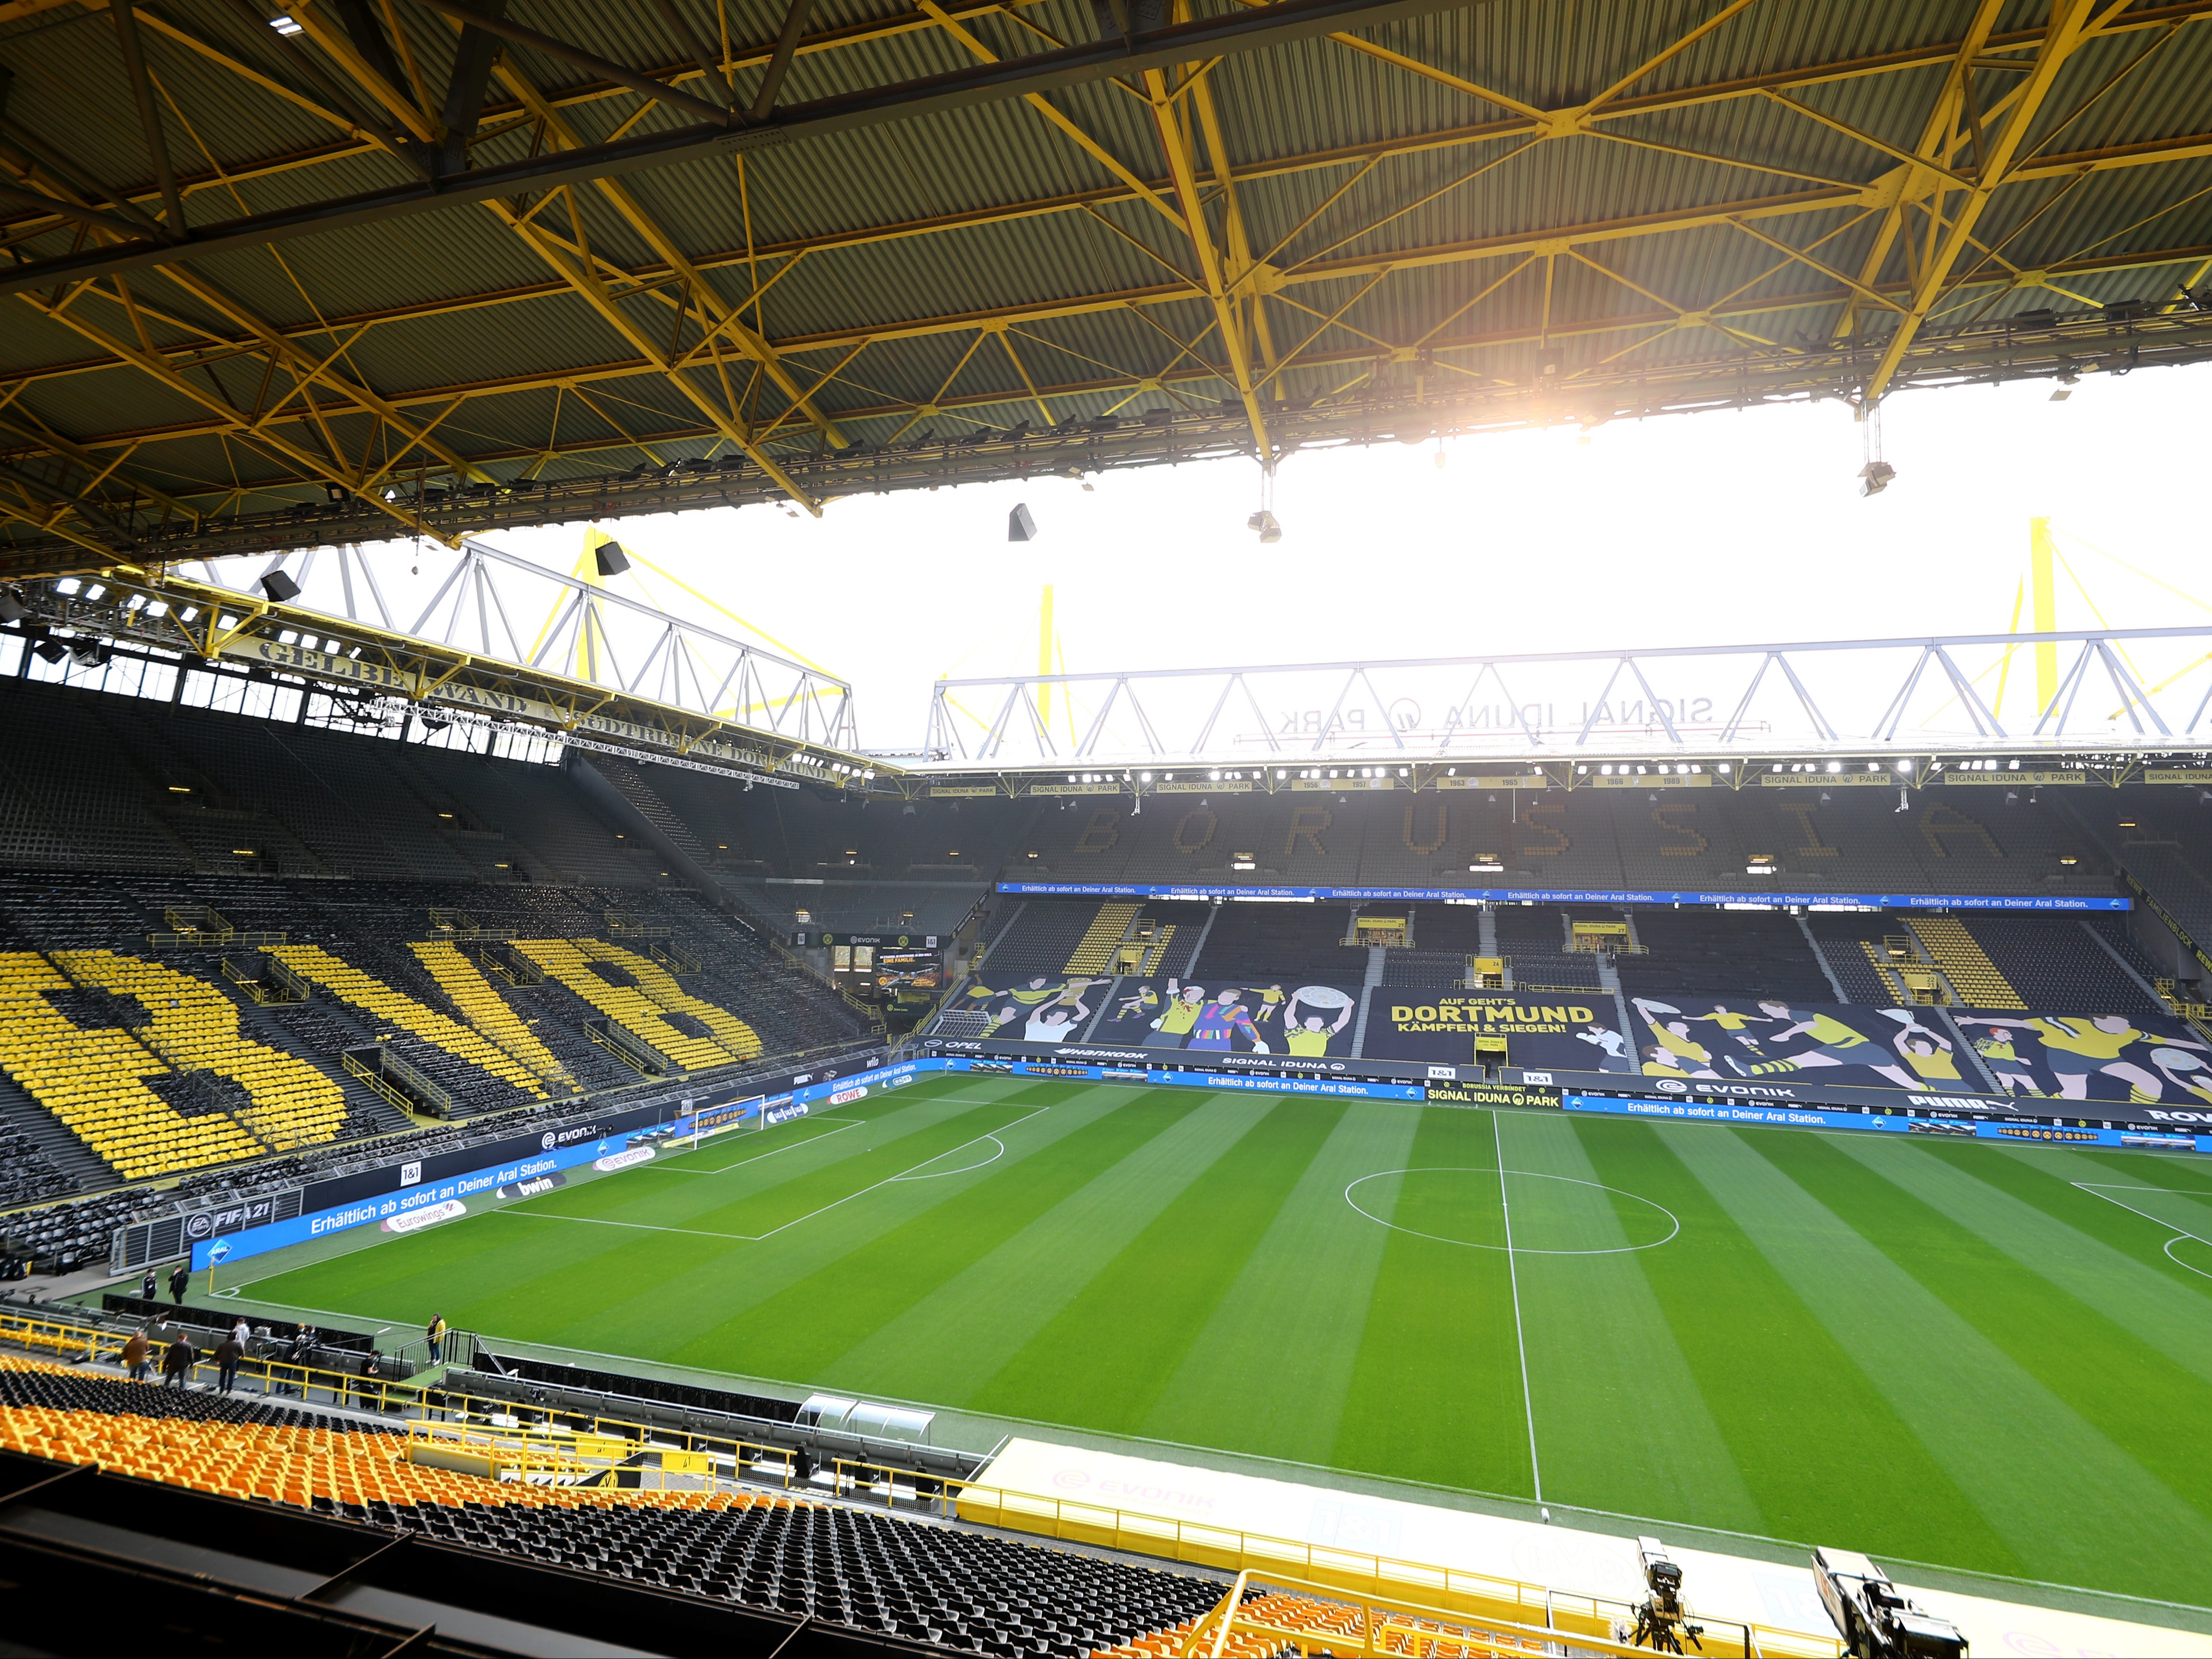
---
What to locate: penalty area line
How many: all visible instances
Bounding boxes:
[491,1104,1056,1245]
[638,1117,864,1174]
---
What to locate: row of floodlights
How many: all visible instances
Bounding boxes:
[1054,757,2064,788]
[1064,767,1419,783]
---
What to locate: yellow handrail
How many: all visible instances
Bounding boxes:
[0,1305,1828,1656]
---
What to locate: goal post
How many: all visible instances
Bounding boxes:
[680,1093,767,1152]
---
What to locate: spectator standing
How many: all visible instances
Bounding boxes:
[139,1269,156,1302]
[212,1332,243,1395]
[168,1262,189,1305]
[120,1328,151,1383]
[426,1315,447,1366]
[160,1334,195,1391]
[277,1327,312,1397]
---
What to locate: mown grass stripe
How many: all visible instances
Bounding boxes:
[270,1080,1109,1361]
[1504,1111,1763,1534]
[670,1086,1210,1384]
[1826,1136,2212,1391]
[970,1096,1345,1434]
[820,1089,1283,1405]
[1331,1106,1528,1499]
[1726,1128,2212,1603]
[1143,1100,1421,1464]
[1572,1118,2003,1562]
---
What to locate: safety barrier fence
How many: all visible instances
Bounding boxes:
[1173,1565,1809,1659]
[0,1302,1832,1656]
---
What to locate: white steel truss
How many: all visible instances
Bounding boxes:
[195,538,859,752]
[921,628,2212,768]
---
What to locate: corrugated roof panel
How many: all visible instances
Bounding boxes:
[2,0,2209,550]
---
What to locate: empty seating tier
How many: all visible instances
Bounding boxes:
[0,1356,1226,1656]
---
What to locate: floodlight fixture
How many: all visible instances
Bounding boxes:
[1858,460,1896,496]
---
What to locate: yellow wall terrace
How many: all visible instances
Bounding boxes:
[514,939,754,1071]
[267,944,546,1096]
[581,941,760,1062]
[58,950,345,1151]
[408,941,572,1086]
[0,951,262,1178]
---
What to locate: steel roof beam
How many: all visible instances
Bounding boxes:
[1861,0,2097,398]
[0,0,1487,299]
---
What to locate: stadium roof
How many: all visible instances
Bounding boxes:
[2,0,2211,574]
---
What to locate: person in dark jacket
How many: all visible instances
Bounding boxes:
[120,1328,151,1383]
[139,1269,157,1302]
[168,1262,189,1305]
[160,1335,195,1390]
[212,1333,243,1394]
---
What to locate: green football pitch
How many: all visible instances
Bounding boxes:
[228,1073,2212,1608]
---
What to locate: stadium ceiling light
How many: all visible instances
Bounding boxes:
[1827,761,1842,773]
[267,10,303,33]
[1717,764,1729,774]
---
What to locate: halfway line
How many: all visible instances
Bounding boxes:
[1494,1108,1543,1507]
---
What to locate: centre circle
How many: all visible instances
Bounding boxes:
[1344,1167,1680,1255]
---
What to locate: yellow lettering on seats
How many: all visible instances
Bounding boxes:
[512,940,759,1071]
[1074,809,1122,852]
[0,951,261,1178]
[1403,798,1447,855]
[1919,804,2004,859]
[58,951,344,1151]
[1172,809,1218,855]
[1777,802,1840,858]
[409,942,572,1087]
[1519,802,1570,857]
[1285,808,1332,857]
[267,944,546,1096]
[1651,805,1707,857]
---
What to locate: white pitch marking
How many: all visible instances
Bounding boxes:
[892,1135,1006,1182]
[2165,1235,2212,1280]
[637,1117,863,1174]
[2075,1181,2212,1277]
[1494,1113,1543,1509]
[1343,1167,1682,1255]
[493,1105,1054,1244]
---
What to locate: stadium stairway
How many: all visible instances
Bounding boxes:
[0,1066,114,1199]
[573,754,733,899]
[1905,917,2025,1009]
[1064,904,1140,973]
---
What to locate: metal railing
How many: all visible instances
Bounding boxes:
[1174,1565,1793,1659]
[585,1019,670,1075]
[0,1302,1833,1657]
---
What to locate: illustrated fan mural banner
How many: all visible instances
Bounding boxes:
[1626,996,1980,1092]
[1951,1009,2212,1104]
[1094,978,1364,1057]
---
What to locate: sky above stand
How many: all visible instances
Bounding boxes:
[336,364,2212,752]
